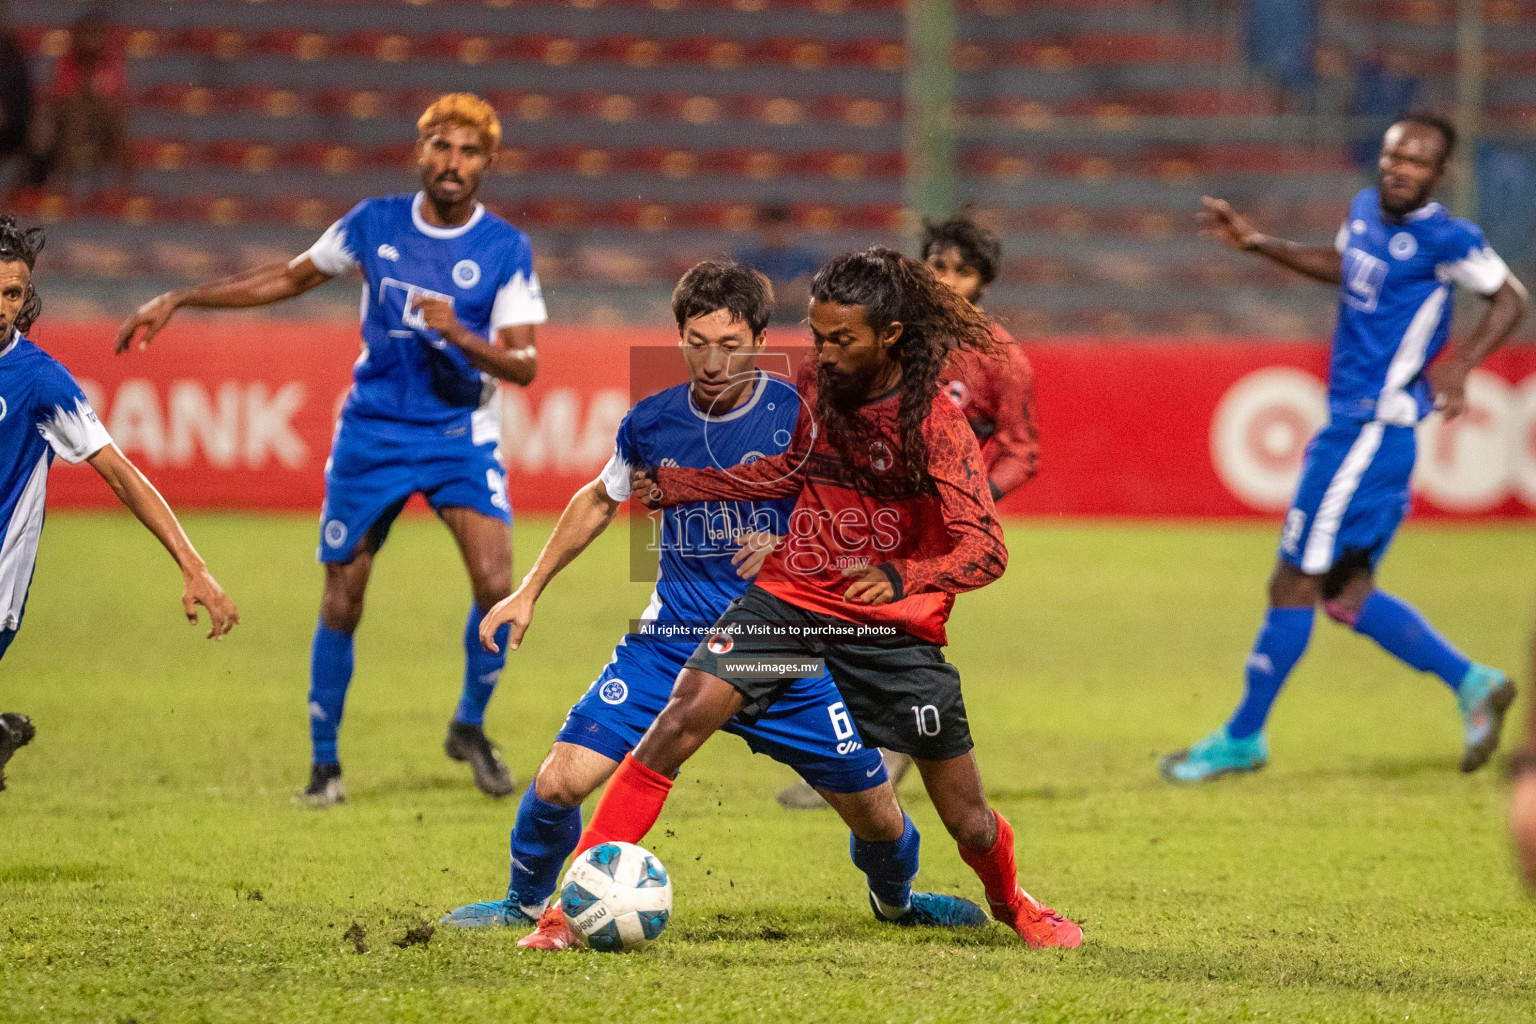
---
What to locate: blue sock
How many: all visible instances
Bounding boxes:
[507,786,584,911]
[850,812,920,913]
[308,625,354,766]
[455,603,508,727]
[1352,590,1472,692]
[1227,606,1314,740]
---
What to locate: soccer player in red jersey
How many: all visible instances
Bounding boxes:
[777,214,1042,810]
[548,249,1081,949]
[924,213,1040,502]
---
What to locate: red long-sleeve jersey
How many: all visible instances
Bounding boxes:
[942,324,1039,500]
[651,361,1007,645]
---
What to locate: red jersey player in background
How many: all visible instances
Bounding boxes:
[546,248,1081,948]
[778,212,1041,809]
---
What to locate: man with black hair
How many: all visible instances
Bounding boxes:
[0,216,238,792]
[1163,115,1528,784]
[560,248,1083,948]
[777,211,1040,809]
[440,261,989,948]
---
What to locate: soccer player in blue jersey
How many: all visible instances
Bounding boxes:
[1162,115,1528,783]
[440,262,988,948]
[0,216,239,792]
[113,95,545,805]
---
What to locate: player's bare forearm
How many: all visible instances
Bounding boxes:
[1448,277,1528,369]
[520,479,622,598]
[450,324,538,386]
[1427,277,1528,418]
[86,445,239,638]
[1249,240,1343,285]
[1199,196,1341,284]
[115,257,330,353]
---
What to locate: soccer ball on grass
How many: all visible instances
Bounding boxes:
[560,841,672,952]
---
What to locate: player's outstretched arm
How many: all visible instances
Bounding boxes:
[478,478,622,653]
[1198,196,1342,285]
[114,256,332,354]
[85,445,239,639]
[1427,275,1528,419]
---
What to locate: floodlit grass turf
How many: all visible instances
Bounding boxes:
[2,513,1534,1023]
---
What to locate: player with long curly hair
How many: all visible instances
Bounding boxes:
[512,247,1081,949]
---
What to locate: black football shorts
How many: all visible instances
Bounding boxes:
[684,584,973,762]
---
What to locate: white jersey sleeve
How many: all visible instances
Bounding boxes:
[1436,220,1510,296]
[490,270,548,330]
[36,383,112,465]
[303,218,359,277]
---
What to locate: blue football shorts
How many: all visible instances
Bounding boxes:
[556,632,889,794]
[317,413,511,563]
[1278,418,1416,576]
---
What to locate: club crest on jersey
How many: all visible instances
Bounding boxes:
[599,678,628,705]
[0,396,8,422]
[946,380,970,408]
[377,244,400,261]
[739,451,764,465]
[707,631,734,655]
[869,440,894,473]
[1388,232,1417,260]
[453,259,481,288]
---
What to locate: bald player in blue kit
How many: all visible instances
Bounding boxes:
[1163,114,1528,784]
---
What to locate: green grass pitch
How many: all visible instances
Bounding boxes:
[2,513,1534,1022]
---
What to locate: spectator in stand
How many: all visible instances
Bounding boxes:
[1244,0,1318,112]
[733,203,821,326]
[30,8,131,195]
[1350,49,1420,172]
[0,7,32,186]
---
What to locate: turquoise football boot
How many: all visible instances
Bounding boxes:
[870,890,990,928]
[1457,664,1516,773]
[1159,727,1268,784]
[439,898,539,929]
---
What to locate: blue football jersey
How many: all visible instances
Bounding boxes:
[1330,189,1509,425]
[599,371,801,629]
[0,330,112,630]
[305,192,547,430]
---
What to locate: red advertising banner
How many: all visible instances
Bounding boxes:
[28,321,1536,518]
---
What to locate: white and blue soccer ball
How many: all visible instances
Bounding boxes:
[560,841,672,952]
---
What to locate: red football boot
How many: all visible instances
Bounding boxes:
[990,887,1083,949]
[517,905,581,951]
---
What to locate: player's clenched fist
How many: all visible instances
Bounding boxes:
[631,467,664,509]
[411,295,464,339]
[841,563,895,606]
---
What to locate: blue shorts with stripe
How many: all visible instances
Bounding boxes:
[556,633,888,794]
[1278,418,1416,575]
[317,412,511,563]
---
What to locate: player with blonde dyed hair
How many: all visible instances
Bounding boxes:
[116,93,546,806]
[417,92,501,151]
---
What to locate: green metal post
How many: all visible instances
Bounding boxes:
[905,0,957,235]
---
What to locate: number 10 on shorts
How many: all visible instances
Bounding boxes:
[912,704,941,737]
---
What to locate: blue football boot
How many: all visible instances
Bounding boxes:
[1458,665,1516,773]
[870,890,990,928]
[1159,726,1268,784]
[439,898,539,929]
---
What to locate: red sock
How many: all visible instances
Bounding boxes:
[573,754,674,858]
[957,809,1019,908]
